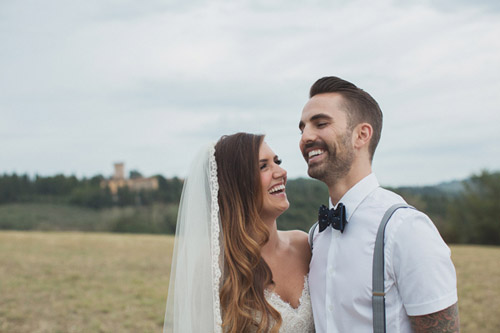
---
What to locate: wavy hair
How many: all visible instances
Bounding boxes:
[215,133,282,333]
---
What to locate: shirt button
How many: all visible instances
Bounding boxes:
[328,266,334,275]
[328,305,334,312]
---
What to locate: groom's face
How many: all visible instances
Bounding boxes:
[299,93,355,183]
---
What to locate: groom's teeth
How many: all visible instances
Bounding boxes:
[268,184,285,194]
[308,150,324,158]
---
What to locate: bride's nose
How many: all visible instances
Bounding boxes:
[273,166,287,181]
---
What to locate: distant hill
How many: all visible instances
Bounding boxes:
[435,179,465,194]
[387,178,465,199]
[1,170,498,244]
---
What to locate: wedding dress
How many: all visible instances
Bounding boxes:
[164,144,315,333]
[256,276,315,333]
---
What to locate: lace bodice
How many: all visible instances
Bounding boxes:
[253,276,315,332]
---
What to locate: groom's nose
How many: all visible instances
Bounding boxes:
[300,125,317,150]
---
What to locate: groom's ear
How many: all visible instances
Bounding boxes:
[352,122,373,150]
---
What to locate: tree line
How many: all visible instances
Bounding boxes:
[0,170,498,245]
[0,173,183,208]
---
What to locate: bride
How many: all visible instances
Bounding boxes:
[164,133,314,332]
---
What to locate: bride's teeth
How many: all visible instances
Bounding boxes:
[268,184,285,194]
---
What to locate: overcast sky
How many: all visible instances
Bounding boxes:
[1,0,499,186]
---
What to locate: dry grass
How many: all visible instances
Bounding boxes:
[0,231,498,332]
[452,245,500,332]
[0,231,173,333]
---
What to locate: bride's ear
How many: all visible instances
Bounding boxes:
[352,123,373,150]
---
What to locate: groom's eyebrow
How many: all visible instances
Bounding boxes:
[310,113,333,122]
[299,113,333,130]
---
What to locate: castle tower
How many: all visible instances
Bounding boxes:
[113,162,125,180]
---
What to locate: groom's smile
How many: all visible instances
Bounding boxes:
[308,149,326,165]
[303,145,327,166]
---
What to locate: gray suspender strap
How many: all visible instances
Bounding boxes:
[372,203,414,333]
[308,221,319,249]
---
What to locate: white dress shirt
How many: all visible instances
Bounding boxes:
[309,173,457,332]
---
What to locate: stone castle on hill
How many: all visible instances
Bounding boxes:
[101,162,159,195]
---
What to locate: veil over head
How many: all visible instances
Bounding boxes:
[164,144,224,333]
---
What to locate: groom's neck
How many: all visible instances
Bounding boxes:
[328,162,372,205]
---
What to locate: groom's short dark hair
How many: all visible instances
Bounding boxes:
[310,76,383,161]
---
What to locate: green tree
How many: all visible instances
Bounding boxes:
[0,173,33,203]
[34,174,78,196]
[70,185,113,209]
[156,176,184,203]
[449,170,500,245]
[129,170,143,179]
[278,178,329,231]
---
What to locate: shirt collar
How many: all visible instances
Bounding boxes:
[329,173,380,221]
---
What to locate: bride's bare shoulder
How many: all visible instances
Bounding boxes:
[279,230,310,254]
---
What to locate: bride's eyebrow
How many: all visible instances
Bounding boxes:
[260,154,278,162]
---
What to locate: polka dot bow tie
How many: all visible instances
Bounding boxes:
[318,203,347,233]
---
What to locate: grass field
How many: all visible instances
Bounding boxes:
[0,231,174,333]
[0,231,499,332]
[0,203,178,234]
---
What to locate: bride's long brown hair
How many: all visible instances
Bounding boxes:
[215,133,282,333]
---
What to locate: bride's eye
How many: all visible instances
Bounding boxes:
[275,158,282,165]
[260,163,267,170]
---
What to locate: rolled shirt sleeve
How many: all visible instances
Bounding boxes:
[387,210,458,316]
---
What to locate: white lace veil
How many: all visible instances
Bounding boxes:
[164,144,224,333]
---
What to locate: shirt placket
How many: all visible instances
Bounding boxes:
[326,230,340,331]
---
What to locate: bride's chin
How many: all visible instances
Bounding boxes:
[260,205,289,222]
[277,202,290,215]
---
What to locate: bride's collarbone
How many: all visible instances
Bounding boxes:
[267,263,307,307]
[262,232,309,306]
[265,248,309,278]
[265,249,308,285]
[268,275,306,309]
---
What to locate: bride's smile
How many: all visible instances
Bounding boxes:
[259,142,289,221]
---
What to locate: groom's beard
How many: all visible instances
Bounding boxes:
[306,132,354,186]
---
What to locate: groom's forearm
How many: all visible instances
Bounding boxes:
[409,303,459,332]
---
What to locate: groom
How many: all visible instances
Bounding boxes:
[299,76,459,332]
